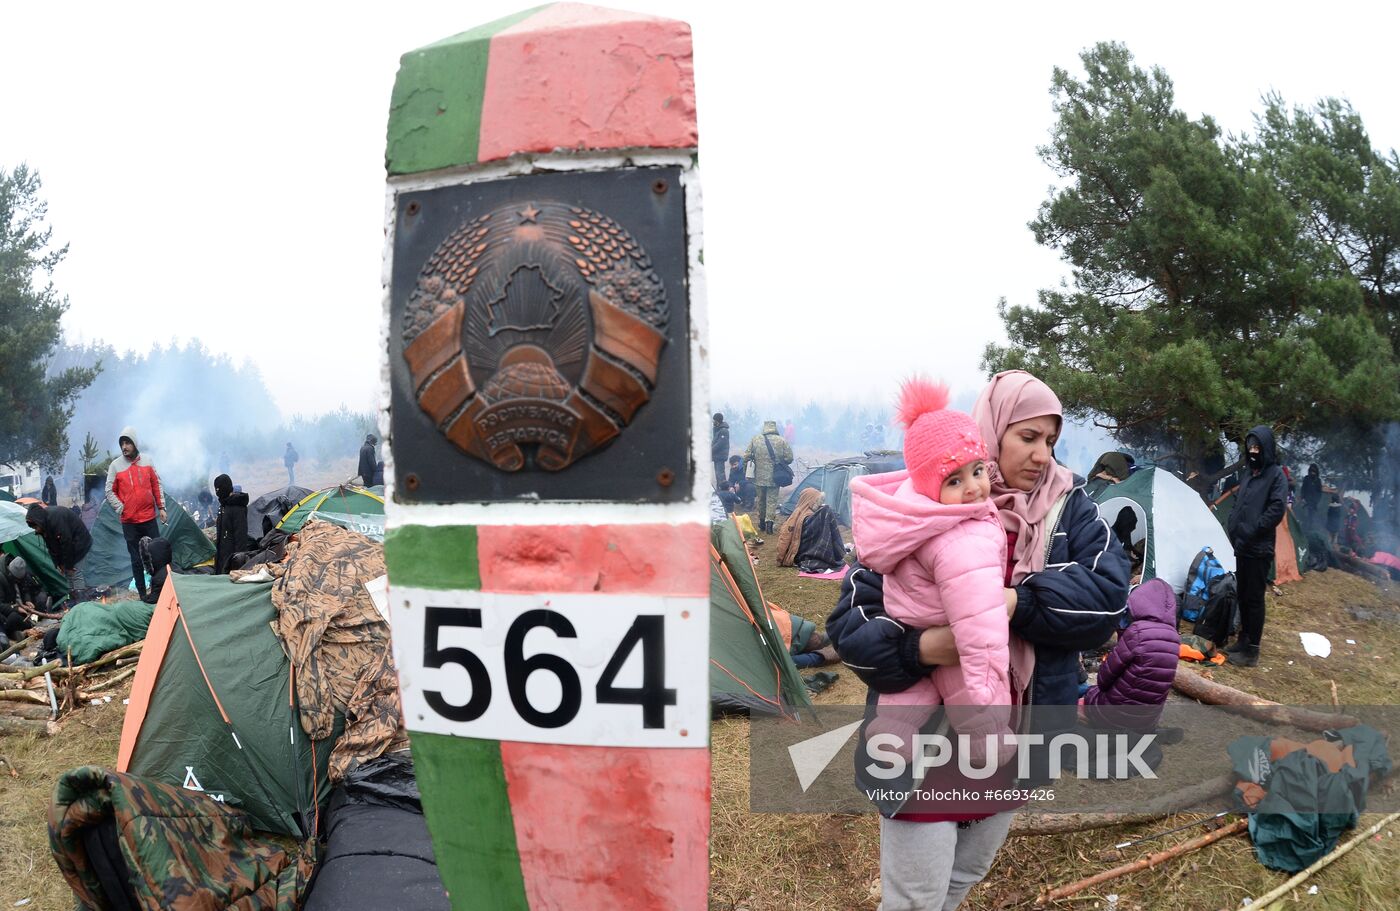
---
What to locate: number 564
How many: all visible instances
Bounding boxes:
[422,607,677,729]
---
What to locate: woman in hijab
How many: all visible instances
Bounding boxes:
[777,488,824,567]
[828,370,1131,910]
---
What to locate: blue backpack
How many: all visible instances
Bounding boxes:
[1180,547,1229,623]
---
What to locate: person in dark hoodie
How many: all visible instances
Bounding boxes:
[139,536,173,605]
[1225,426,1287,667]
[712,413,731,488]
[41,475,58,506]
[1300,463,1323,530]
[26,503,92,590]
[213,474,251,574]
[358,434,377,487]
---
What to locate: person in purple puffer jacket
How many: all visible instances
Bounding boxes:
[1082,578,1180,732]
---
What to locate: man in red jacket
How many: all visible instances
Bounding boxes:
[104,427,167,600]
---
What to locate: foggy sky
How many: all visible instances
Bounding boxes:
[6,2,1400,416]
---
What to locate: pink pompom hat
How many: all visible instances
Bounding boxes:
[897,377,988,499]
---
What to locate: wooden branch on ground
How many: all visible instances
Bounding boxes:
[1336,551,1391,584]
[0,703,53,720]
[1172,667,1360,731]
[0,638,30,663]
[0,715,54,737]
[1039,818,1248,903]
[0,689,47,704]
[48,642,144,678]
[0,661,60,682]
[1244,811,1400,910]
[1010,773,1236,837]
[83,667,136,694]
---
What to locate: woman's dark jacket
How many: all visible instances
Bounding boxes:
[215,492,251,575]
[795,505,846,574]
[827,481,1130,805]
[1226,426,1288,560]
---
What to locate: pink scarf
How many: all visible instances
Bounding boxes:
[973,371,1076,585]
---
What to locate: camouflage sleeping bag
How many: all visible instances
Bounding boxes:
[48,765,313,910]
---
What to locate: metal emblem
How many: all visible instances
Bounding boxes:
[389,167,691,503]
[402,200,667,472]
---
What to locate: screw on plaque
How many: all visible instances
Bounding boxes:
[405,473,421,491]
[656,468,675,487]
[652,178,668,195]
[406,201,421,217]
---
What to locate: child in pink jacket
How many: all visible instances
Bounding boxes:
[850,378,1012,764]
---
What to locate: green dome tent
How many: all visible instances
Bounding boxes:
[710,519,812,716]
[117,574,336,837]
[277,485,385,540]
[0,500,70,598]
[779,452,905,527]
[1093,467,1235,592]
[79,499,215,589]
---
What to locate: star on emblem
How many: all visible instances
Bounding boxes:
[518,204,541,223]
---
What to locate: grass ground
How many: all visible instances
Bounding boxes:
[1,682,127,910]
[4,527,1398,909]
[710,520,1400,910]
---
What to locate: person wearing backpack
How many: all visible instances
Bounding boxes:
[1225,426,1287,667]
[744,420,793,535]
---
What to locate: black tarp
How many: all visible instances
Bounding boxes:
[247,486,312,540]
[301,754,449,911]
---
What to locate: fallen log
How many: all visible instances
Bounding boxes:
[0,715,54,737]
[84,666,136,694]
[49,642,144,678]
[0,638,30,663]
[1172,667,1359,731]
[0,661,60,682]
[1011,812,1172,837]
[0,689,47,704]
[1243,811,1400,910]
[1336,551,1392,584]
[1039,818,1248,903]
[0,703,53,720]
[1009,772,1235,837]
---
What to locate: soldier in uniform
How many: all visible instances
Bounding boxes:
[744,420,793,534]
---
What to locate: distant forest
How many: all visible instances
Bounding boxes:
[47,340,373,491]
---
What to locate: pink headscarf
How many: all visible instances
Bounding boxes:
[973,370,1077,584]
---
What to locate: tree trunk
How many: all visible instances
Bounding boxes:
[0,703,52,720]
[1008,771,1236,837]
[1172,667,1360,730]
[0,715,53,737]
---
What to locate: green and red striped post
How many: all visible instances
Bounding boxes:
[381,5,707,908]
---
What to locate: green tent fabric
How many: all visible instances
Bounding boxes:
[0,500,70,599]
[56,599,154,665]
[79,499,215,589]
[0,489,15,502]
[120,574,336,837]
[710,520,812,716]
[781,453,905,527]
[277,485,385,540]
[1229,725,1392,871]
[1093,467,1236,592]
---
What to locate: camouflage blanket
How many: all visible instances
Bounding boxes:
[233,520,408,781]
[48,765,312,911]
